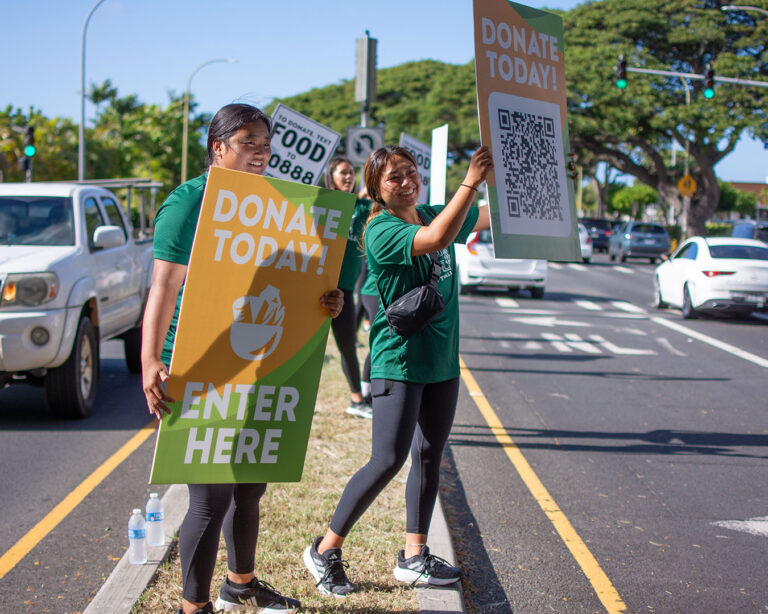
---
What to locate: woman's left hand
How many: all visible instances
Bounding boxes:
[320,288,344,318]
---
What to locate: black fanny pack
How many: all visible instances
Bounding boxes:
[376,212,446,337]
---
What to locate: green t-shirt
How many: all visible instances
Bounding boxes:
[336,197,372,291]
[365,204,479,383]
[152,173,207,365]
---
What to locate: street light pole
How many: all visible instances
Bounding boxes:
[181,58,237,183]
[78,0,107,182]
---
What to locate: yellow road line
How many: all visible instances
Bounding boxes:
[459,356,627,614]
[0,420,156,580]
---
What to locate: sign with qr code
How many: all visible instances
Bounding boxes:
[473,0,581,261]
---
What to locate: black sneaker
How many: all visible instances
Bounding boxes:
[176,603,216,614]
[393,545,462,586]
[213,577,300,613]
[303,536,356,597]
[345,400,372,419]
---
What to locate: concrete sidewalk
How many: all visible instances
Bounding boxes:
[84,484,464,613]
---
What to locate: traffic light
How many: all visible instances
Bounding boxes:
[616,56,628,89]
[23,126,36,158]
[704,65,715,99]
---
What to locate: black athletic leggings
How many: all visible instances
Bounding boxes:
[179,483,267,602]
[329,377,459,536]
[330,288,361,395]
[360,293,379,383]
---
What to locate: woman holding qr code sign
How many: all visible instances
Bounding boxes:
[303,145,492,595]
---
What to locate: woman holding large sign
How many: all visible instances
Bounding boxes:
[142,104,343,614]
[324,157,374,419]
[304,145,492,595]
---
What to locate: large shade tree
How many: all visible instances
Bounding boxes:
[565,0,768,236]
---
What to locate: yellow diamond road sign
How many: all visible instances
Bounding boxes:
[678,174,696,198]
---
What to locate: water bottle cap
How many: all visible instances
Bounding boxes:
[150,493,158,498]
[132,508,141,514]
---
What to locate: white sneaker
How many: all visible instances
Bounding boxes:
[345,400,372,419]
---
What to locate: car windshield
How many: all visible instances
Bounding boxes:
[582,219,612,230]
[631,224,666,234]
[0,197,76,246]
[709,244,768,260]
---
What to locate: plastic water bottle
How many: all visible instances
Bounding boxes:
[128,508,147,564]
[145,492,164,547]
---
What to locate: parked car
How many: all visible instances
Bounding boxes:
[455,229,547,298]
[578,222,593,263]
[609,221,671,263]
[0,182,154,418]
[731,220,768,243]
[653,237,768,319]
[579,217,614,253]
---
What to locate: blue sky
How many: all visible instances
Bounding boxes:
[3,0,766,183]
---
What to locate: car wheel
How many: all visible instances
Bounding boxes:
[583,257,590,264]
[609,249,615,262]
[653,276,668,309]
[649,257,657,264]
[122,325,142,374]
[682,284,697,319]
[530,287,545,299]
[45,316,99,419]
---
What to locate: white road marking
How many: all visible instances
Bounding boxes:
[499,340,512,349]
[567,263,588,271]
[588,334,657,355]
[511,316,591,328]
[651,317,768,369]
[655,336,686,356]
[574,299,603,311]
[564,333,603,353]
[611,301,647,314]
[549,262,564,270]
[622,328,647,336]
[522,341,543,350]
[613,266,634,274]
[541,332,574,352]
[495,297,519,309]
[711,516,768,538]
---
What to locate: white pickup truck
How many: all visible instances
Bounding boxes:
[0,182,154,418]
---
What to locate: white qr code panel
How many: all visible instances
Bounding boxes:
[488,92,571,238]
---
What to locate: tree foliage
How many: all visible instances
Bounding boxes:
[611,182,659,217]
[564,0,768,237]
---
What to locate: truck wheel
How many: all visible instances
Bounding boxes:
[123,325,142,374]
[45,316,99,419]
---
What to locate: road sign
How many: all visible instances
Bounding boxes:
[399,132,430,204]
[346,126,385,166]
[678,174,696,198]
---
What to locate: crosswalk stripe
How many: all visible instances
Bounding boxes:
[611,301,647,314]
[613,266,633,274]
[574,299,603,311]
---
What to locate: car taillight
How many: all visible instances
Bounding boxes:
[701,270,735,277]
[467,235,480,256]
[604,230,612,236]
[587,237,592,244]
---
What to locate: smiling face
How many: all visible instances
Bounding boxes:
[212,120,271,174]
[331,161,356,192]
[379,155,421,209]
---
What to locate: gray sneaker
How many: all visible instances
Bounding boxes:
[345,400,372,419]
[303,536,356,596]
[214,577,300,613]
[393,545,461,586]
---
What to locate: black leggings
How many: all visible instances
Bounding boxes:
[329,377,459,537]
[179,483,267,602]
[360,293,379,383]
[330,288,361,395]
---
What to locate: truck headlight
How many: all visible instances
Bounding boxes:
[1,273,59,307]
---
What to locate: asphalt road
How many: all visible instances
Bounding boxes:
[0,340,165,614]
[444,252,768,613]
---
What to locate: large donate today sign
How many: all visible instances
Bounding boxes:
[474,0,580,261]
[149,167,355,484]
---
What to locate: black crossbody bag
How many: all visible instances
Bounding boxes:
[375,211,446,337]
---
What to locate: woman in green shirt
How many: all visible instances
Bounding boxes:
[304,145,492,595]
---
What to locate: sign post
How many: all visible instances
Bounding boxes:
[149,168,355,484]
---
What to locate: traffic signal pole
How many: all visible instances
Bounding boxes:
[624,65,768,90]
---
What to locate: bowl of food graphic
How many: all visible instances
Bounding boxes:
[229,287,284,361]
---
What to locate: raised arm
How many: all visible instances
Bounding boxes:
[411,146,493,256]
[141,259,187,419]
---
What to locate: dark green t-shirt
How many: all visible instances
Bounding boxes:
[152,174,207,365]
[336,197,372,291]
[365,204,478,383]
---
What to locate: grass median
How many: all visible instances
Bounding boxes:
[133,333,419,613]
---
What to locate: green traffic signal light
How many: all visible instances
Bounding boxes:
[616,77,628,89]
[704,65,715,99]
[703,88,714,99]
[615,56,627,89]
[24,144,36,157]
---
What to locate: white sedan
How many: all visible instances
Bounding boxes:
[578,222,593,263]
[653,237,768,318]
[455,229,547,298]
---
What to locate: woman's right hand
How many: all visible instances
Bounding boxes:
[142,358,174,420]
[464,146,494,188]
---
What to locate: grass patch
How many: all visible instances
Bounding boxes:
[134,334,419,613]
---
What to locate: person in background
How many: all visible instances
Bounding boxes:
[142,103,344,614]
[303,145,492,595]
[324,157,374,418]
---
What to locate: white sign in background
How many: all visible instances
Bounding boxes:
[266,104,341,186]
[430,124,449,205]
[346,126,386,166]
[398,133,431,205]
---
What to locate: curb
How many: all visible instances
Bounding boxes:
[85,486,464,614]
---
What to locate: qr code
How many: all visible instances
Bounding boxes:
[488,92,570,237]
